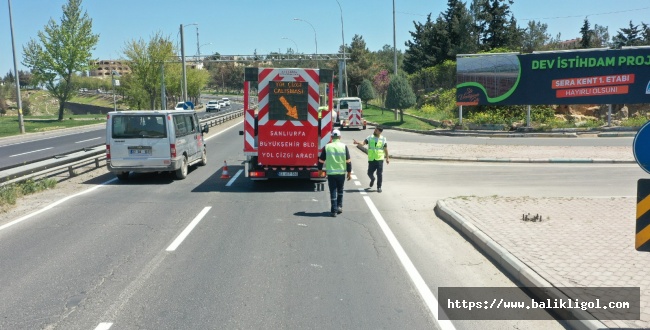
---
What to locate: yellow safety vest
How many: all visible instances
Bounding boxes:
[325,140,347,175]
[367,136,386,161]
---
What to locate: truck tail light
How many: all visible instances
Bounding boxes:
[310,171,325,178]
[106,144,111,160]
[250,171,266,178]
[170,144,176,158]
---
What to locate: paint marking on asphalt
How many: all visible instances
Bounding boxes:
[0,178,118,233]
[9,147,53,157]
[351,175,358,180]
[166,206,212,252]
[226,169,243,186]
[204,120,242,141]
[362,196,456,330]
[94,322,113,330]
[358,188,367,195]
[76,137,102,143]
[354,181,361,186]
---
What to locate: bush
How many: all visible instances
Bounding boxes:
[621,117,648,127]
[0,178,57,208]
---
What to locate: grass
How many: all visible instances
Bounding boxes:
[0,178,57,212]
[363,104,439,130]
[0,114,106,138]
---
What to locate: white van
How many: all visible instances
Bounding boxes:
[333,97,366,130]
[106,110,209,180]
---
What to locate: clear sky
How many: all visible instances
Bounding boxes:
[1,0,649,76]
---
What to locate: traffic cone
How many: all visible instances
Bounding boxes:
[220,160,231,179]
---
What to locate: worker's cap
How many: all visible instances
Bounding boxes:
[331,129,341,137]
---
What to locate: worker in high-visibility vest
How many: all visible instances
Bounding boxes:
[353,126,389,193]
[318,129,352,217]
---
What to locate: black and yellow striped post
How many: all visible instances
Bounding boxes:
[636,179,650,251]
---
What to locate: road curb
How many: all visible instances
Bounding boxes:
[434,199,606,330]
[354,145,634,164]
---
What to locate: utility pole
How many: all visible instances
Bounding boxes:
[392,0,398,75]
[8,0,24,133]
[180,24,188,102]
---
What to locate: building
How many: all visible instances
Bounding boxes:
[89,60,131,78]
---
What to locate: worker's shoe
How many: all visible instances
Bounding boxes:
[369,178,375,188]
[337,207,343,214]
[377,187,382,193]
[330,212,337,217]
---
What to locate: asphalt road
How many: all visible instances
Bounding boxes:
[2,119,642,329]
[0,104,243,170]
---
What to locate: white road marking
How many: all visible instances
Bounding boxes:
[0,178,118,232]
[362,196,456,330]
[226,169,243,186]
[204,120,242,141]
[354,181,361,186]
[76,137,102,143]
[166,207,211,251]
[358,188,367,195]
[9,147,53,157]
[351,175,358,179]
[94,322,113,330]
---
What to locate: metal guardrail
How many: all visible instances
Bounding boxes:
[0,109,244,187]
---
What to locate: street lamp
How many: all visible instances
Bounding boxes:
[281,37,298,54]
[180,23,197,102]
[293,18,317,57]
[111,70,120,111]
[334,0,348,97]
[199,43,213,56]
[8,0,24,133]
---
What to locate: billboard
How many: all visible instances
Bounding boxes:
[456,48,650,106]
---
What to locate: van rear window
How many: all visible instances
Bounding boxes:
[112,115,167,138]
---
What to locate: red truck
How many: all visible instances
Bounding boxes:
[240,67,334,180]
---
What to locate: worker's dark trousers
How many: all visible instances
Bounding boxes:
[327,174,345,212]
[368,160,384,188]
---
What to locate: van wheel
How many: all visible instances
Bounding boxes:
[116,172,129,181]
[175,156,188,179]
[199,148,207,166]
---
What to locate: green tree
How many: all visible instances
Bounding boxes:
[642,23,650,45]
[613,21,643,48]
[522,20,550,53]
[403,14,440,74]
[579,18,593,48]
[123,32,175,109]
[385,74,416,123]
[595,25,610,47]
[347,35,373,97]
[373,44,403,74]
[358,79,375,108]
[475,0,515,51]
[22,0,99,121]
[186,68,210,104]
[403,1,476,74]
[444,0,478,58]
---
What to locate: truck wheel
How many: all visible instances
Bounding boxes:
[199,148,207,166]
[116,172,129,181]
[175,156,188,179]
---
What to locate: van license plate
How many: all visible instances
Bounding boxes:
[278,172,298,177]
[128,147,152,155]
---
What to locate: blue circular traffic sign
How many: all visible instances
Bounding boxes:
[633,121,650,174]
